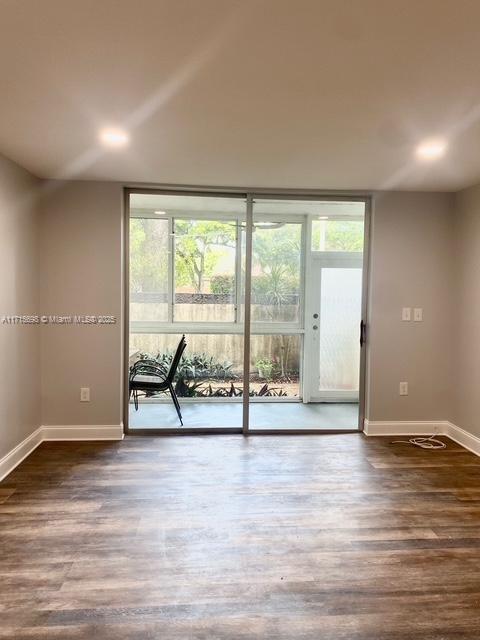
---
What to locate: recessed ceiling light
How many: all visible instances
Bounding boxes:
[415,138,447,161]
[154,210,166,215]
[318,216,329,220]
[99,128,129,148]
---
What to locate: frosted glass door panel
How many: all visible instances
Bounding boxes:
[319,268,362,393]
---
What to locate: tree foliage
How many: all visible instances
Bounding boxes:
[130,218,168,293]
[130,218,363,297]
[251,223,301,302]
[174,220,236,293]
[312,220,364,251]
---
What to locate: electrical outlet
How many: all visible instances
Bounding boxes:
[402,307,411,321]
[413,307,423,322]
[80,387,90,402]
[399,381,408,396]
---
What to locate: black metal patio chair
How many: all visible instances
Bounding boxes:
[129,335,187,425]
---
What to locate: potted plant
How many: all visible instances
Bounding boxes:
[255,358,275,380]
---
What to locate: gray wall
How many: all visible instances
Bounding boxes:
[0,154,41,458]
[40,181,123,427]
[367,192,454,422]
[451,184,480,436]
[38,183,456,429]
[1,166,477,449]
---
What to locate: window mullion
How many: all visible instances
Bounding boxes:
[168,216,174,323]
[234,217,242,324]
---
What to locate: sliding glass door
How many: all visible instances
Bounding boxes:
[246,198,366,431]
[245,211,304,407]
[126,190,369,433]
[128,193,245,430]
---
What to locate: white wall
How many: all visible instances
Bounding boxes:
[0,154,41,458]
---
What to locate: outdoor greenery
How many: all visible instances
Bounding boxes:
[210,274,234,295]
[174,219,236,293]
[137,350,236,381]
[134,349,292,398]
[130,218,168,293]
[130,216,362,398]
[255,358,277,380]
[312,219,364,252]
[131,217,363,296]
[130,218,304,299]
[174,379,288,398]
[251,223,301,305]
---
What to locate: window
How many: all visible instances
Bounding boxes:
[249,334,301,398]
[130,193,244,325]
[311,218,364,252]
[250,222,302,323]
[129,217,169,322]
[130,333,244,399]
[128,191,368,432]
[174,219,237,322]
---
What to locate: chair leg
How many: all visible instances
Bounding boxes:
[169,384,183,426]
[134,389,139,411]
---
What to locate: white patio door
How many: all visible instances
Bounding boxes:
[306,252,364,402]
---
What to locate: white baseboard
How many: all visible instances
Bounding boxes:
[363,420,446,436]
[42,424,124,441]
[0,424,124,482]
[0,427,43,482]
[444,422,480,457]
[364,419,480,458]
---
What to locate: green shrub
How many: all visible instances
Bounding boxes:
[255,358,276,380]
[137,350,236,382]
[251,274,298,299]
[210,274,234,294]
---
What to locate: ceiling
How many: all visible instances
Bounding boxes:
[1,0,480,191]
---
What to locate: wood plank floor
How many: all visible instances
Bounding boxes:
[1,434,480,639]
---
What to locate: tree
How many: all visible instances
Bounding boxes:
[175,220,236,293]
[130,218,237,295]
[251,223,301,377]
[312,220,364,252]
[252,223,301,308]
[130,218,168,293]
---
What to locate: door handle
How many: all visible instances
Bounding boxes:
[360,320,366,347]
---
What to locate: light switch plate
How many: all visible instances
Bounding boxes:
[402,307,411,321]
[399,381,408,396]
[80,387,90,402]
[413,307,423,322]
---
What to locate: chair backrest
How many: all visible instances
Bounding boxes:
[129,359,166,382]
[166,335,187,384]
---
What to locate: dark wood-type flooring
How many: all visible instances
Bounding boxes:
[1,434,480,639]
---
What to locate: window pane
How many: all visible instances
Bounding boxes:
[312,219,364,252]
[250,334,301,398]
[129,333,300,400]
[130,333,244,399]
[174,219,237,322]
[243,222,302,323]
[129,217,169,322]
[129,333,244,429]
